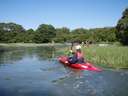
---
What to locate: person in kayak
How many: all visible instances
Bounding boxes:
[67,43,85,64]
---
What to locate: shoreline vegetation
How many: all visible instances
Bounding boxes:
[83,45,128,69]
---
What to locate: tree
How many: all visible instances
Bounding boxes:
[34,24,56,43]
[88,27,117,43]
[0,22,25,43]
[24,29,35,43]
[71,28,88,34]
[54,27,70,42]
[116,8,128,45]
[70,28,88,42]
[0,22,25,33]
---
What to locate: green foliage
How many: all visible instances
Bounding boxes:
[34,24,56,43]
[116,8,128,45]
[68,27,117,43]
[70,28,88,42]
[0,22,118,43]
[71,28,88,34]
[0,22,25,43]
[0,22,25,33]
[91,27,117,42]
[54,27,70,43]
[0,21,119,43]
[24,29,35,43]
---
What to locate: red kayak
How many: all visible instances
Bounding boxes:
[58,56,102,72]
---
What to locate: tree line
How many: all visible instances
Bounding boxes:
[0,8,128,45]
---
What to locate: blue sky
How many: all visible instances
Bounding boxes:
[0,0,128,30]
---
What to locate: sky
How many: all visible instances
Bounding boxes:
[0,0,128,30]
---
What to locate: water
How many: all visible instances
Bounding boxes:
[0,46,128,96]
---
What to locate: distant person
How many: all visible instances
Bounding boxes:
[81,41,85,47]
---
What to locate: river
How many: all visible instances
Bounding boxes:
[0,46,128,96]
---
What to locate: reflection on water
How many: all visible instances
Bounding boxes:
[0,46,55,65]
[0,46,128,96]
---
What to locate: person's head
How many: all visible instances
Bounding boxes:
[75,45,81,52]
[75,45,81,50]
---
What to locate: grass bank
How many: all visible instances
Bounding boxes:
[82,45,128,69]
